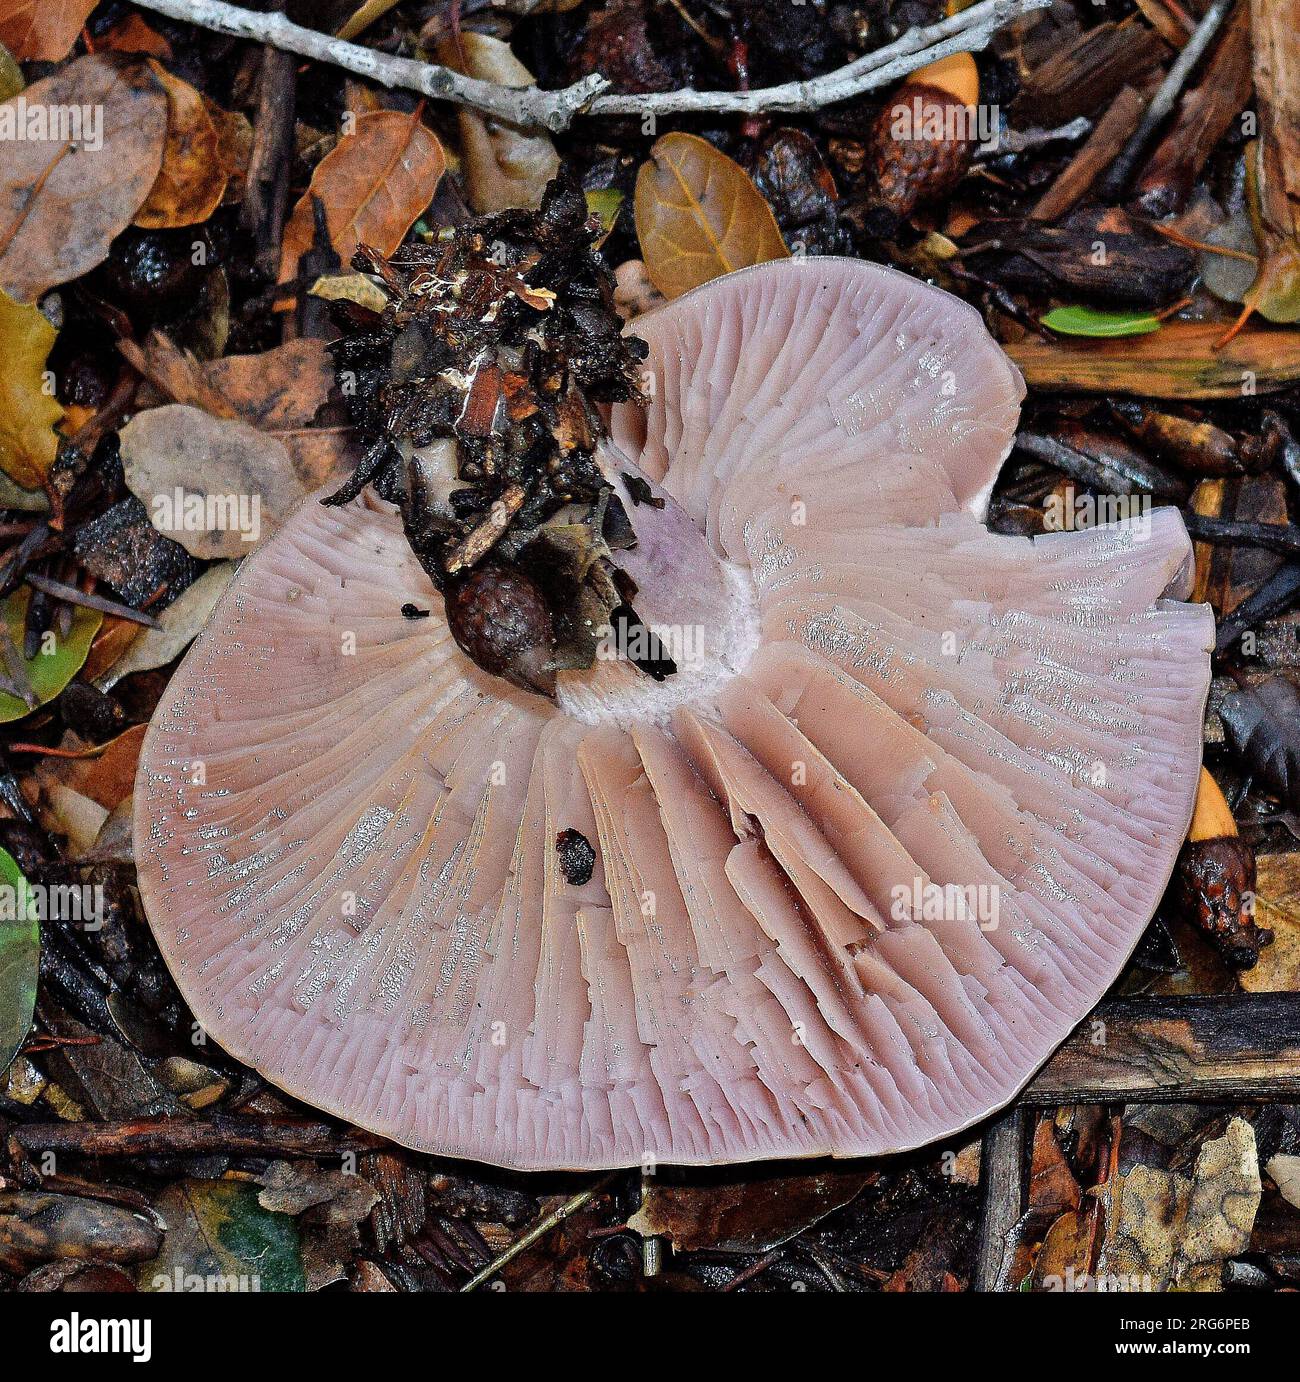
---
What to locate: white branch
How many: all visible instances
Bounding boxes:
[132,0,1051,132]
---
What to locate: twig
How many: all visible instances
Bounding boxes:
[460,1174,617,1291]
[24,574,162,629]
[1095,0,1236,200]
[8,1114,382,1161]
[972,1107,1024,1293]
[131,0,1050,132]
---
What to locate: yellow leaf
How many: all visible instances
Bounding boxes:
[635,133,787,300]
[0,289,62,490]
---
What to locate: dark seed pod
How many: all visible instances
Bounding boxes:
[866,82,974,223]
[445,565,556,698]
[1170,834,1270,970]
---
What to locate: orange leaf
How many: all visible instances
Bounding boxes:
[279,110,445,289]
[0,0,95,62]
[99,13,173,59]
[135,61,228,229]
[634,132,787,300]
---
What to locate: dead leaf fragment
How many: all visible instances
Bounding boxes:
[0,55,169,303]
[438,33,559,213]
[94,562,236,690]
[1104,1117,1260,1291]
[0,0,96,62]
[0,289,63,490]
[135,61,228,229]
[120,406,318,560]
[635,132,788,300]
[279,110,446,290]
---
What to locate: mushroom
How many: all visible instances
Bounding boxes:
[134,257,1212,1169]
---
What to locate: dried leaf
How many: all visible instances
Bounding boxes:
[1266,1153,1300,1210]
[1219,677,1300,812]
[1005,321,1300,399]
[139,1180,306,1293]
[635,132,788,300]
[279,110,446,288]
[0,40,21,101]
[98,14,173,59]
[1104,1118,1260,1291]
[309,271,389,314]
[94,562,236,690]
[1243,852,1300,994]
[0,55,168,303]
[0,289,63,490]
[0,845,37,1078]
[121,406,324,559]
[439,33,559,214]
[134,61,228,229]
[0,587,100,724]
[0,0,96,62]
[628,1166,871,1254]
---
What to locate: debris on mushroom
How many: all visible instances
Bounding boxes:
[134,233,1212,1169]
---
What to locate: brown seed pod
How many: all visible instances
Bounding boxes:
[445,564,557,697]
[867,54,979,222]
[1171,768,1272,970]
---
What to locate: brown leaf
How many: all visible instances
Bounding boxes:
[119,405,339,559]
[0,55,168,303]
[1005,321,1300,399]
[438,33,559,213]
[134,61,228,229]
[634,132,788,300]
[0,0,96,63]
[279,110,445,288]
[0,288,63,489]
[98,13,173,59]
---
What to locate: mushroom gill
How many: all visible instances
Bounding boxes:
[133,257,1212,1170]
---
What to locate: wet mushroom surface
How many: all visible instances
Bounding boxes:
[134,255,1212,1171]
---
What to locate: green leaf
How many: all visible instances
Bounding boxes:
[140,1180,307,1293]
[0,586,102,723]
[0,43,23,104]
[1040,306,1162,338]
[585,188,623,245]
[0,845,38,1078]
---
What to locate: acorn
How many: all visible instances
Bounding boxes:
[1169,767,1271,970]
[445,563,557,698]
[864,51,979,226]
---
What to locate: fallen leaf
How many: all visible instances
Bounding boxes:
[0,0,96,62]
[438,33,559,214]
[1006,321,1300,398]
[628,1165,870,1253]
[635,132,788,300]
[43,782,108,855]
[0,40,21,101]
[135,61,228,229]
[79,616,143,685]
[309,271,390,314]
[1242,852,1300,993]
[1219,678,1300,812]
[94,562,236,690]
[1041,305,1162,337]
[1266,1152,1300,1210]
[120,406,330,559]
[139,1180,306,1293]
[0,587,101,724]
[0,845,37,1077]
[1,1190,160,1273]
[0,55,169,303]
[98,13,173,59]
[0,289,63,490]
[279,110,445,289]
[79,723,149,809]
[1104,1117,1260,1291]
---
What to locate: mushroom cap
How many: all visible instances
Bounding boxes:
[134,258,1212,1170]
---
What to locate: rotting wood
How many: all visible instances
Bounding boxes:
[1022,993,1300,1105]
